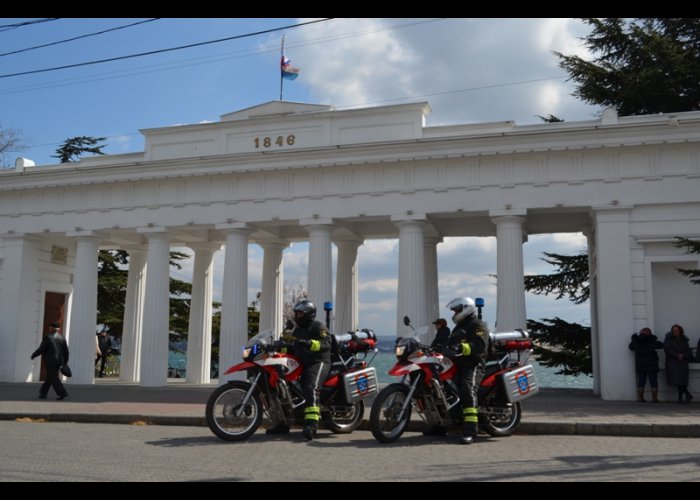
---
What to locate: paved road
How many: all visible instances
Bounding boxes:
[1,421,698,481]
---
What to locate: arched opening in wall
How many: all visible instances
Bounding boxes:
[523,232,592,389]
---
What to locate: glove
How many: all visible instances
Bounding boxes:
[295,339,311,350]
[443,344,462,357]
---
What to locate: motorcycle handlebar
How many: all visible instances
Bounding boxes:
[267,340,294,352]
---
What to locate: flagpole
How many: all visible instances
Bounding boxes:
[279,35,285,101]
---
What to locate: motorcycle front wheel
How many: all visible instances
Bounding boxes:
[369,383,412,443]
[323,400,365,434]
[480,401,522,437]
[206,381,262,441]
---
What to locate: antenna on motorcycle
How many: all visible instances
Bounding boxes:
[403,316,415,331]
[324,301,333,329]
[475,297,484,320]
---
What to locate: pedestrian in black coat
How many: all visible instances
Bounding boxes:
[31,322,69,400]
[664,324,693,403]
[628,327,663,402]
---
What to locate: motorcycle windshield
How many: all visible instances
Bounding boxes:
[404,325,430,344]
[246,329,274,347]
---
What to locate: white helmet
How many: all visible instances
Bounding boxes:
[446,297,476,324]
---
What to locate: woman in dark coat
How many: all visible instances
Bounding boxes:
[629,327,663,402]
[664,324,693,403]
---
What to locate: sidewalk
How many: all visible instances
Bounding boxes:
[1,381,699,437]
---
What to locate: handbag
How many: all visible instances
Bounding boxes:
[60,364,72,378]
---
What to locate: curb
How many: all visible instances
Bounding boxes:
[4,412,700,438]
[2,413,206,427]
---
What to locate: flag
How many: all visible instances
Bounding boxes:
[281,55,300,80]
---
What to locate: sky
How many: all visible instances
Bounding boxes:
[0,18,598,335]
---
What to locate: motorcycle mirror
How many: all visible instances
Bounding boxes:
[403,316,411,326]
[284,319,294,330]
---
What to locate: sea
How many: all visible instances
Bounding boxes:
[161,338,593,388]
[365,350,593,388]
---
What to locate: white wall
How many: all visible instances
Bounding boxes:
[651,261,700,340]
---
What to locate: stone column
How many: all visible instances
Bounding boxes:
[583,228,601,395]
[66,233,100,385]
[392,216,427,336]
[592,207,634,400]
[137,229,171,387]
[260,241,287,338]
[335,238,363,333]
[186,243,220,384]
[120,248,146,383]
[424,235,442,343]
[0,234,40,382]
[491,213,527,332]
[302,220,334,312]
[216,223,251,382]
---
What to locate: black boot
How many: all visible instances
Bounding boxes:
[302,421,318,441]
[460,423,477,445]
[265,423,290,435]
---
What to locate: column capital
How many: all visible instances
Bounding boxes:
[334,236,364,248]
[490,215,526,226]
[489,208,527,218]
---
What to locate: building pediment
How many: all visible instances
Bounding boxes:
[220,101,333,122]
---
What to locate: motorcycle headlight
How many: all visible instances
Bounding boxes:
[242,347,252,360]
[395,345,406,358]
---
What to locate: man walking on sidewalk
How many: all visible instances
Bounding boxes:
[31,321,69,400]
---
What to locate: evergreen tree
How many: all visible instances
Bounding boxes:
[527,318,592,376]
[525,252,592,376]
[557,18,700,115]
[536,114,565,123]
[54,136,106,163]
[674,237,700,284]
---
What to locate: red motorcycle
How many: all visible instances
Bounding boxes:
[370,317,538,443]
[206,329,378,441]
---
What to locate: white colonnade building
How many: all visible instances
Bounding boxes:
[2,101,700,399]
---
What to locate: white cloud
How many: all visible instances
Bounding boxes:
[294,18,599,125]
[439,236,496,255]
[358,278,398,293]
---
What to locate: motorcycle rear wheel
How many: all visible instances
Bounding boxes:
[369,384,412,443]
[206,381,262,441]
[323,400,365,434]
[480,401,522,437]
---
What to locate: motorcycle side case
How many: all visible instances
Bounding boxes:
[498,364,539,403]
[342,366,378,403]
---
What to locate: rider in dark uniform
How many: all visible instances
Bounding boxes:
[445,297,489,444]
[266,300,331,441]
